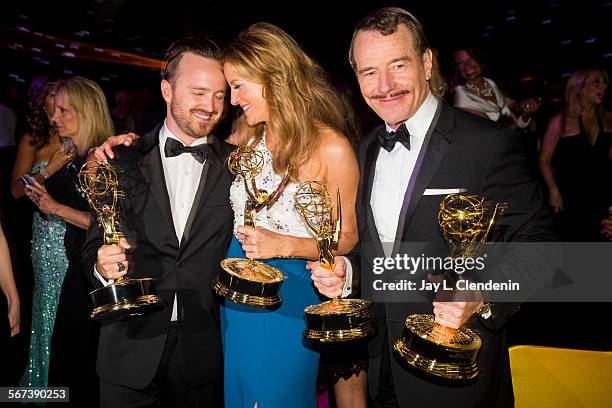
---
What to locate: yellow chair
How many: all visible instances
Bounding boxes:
[509,345,612,408]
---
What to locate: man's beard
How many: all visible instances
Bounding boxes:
[170,102,216,139]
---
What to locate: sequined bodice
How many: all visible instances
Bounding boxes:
[229,136,314,238]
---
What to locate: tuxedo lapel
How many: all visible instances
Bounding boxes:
[396,104,454,245]
[361,134,385,257]
[180,136,223,245]
[139,143,177,246]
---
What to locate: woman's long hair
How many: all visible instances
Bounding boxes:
[55,77,115,156]
[26,76,57,148]
[224,22,348,178]
[564,67,609,117]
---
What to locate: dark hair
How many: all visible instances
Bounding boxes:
[348,7,429,70]
[452,47,487,87]
[26,76,57,148]
[161,37,222,84]
[454,47,486,70]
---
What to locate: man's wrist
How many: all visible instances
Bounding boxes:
[340,256,353,298]
[94,264,112,286]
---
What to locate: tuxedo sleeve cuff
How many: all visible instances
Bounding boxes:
[94,265,113,286]
[340,256,353,298]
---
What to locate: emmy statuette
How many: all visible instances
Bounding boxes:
[80,160,164,320]
[295,181,375,342]
[393,194,506,380]
[212,145,288,308]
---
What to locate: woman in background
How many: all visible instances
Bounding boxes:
[539,67,611,241]
[24,76,113,405]
[453,48,540,129]
[13,76,74,388]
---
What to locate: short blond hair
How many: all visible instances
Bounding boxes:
[56,77,114,156]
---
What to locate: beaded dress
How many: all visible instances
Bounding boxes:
[19,160,68,387]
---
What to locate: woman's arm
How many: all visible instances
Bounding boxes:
[11,135,72,199]
[279,129,359,258]
[10,134,36,199]
[539,113,563,212]
[0,224,20,337]
[320,130,359,255]
[53,205,91,230]
[25,181,91,230]
[238,129,359,261]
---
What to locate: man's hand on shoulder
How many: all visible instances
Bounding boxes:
[93,132,140,162]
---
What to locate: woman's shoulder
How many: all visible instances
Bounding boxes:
[317,127,353,156]
[453,84,468,94]
[550,110,585,138]
[550,111,579,128]
[18,131,35,146]
[548,111,564,126]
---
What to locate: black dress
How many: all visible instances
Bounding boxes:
[553,113,612,241]
[45,157,100,407]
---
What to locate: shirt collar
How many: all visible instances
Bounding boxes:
[385,91,439,142]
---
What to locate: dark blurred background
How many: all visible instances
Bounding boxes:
[1,0,611,131]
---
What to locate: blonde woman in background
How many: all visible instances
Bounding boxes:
[539,67,611,241]
[12,76,73,389]
[23,77,113,406]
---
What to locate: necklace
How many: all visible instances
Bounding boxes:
[465,80,493,98]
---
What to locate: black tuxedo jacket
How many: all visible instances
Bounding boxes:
[82,124,235,389]
[349,104,556,407]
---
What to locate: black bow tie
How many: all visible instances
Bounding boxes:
[377,123,411,152]
[164,137,209,163]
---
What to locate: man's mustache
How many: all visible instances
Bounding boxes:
[370,90,410,100]
[191,109,217,115]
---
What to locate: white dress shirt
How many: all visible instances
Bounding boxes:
[371,91,439,250]
[95,121,207,321]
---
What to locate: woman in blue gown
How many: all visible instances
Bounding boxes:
[220,23,361,408]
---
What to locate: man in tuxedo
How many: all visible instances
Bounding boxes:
[310,7,556,408]
[82,37,234,407]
